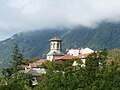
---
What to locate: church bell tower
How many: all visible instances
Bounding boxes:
[46,37,64,61]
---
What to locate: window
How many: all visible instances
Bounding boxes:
[53,43,55,49]
[57,43,60,49]
[51,43,52,48]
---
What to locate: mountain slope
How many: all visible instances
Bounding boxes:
[62,22,120,50]
[0,29,68,70]
[0,22,120,71]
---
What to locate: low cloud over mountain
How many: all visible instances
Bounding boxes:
[0,0,120,40]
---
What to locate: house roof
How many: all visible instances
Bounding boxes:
[77,53,90,59]
[50,37,62,41]
[80,47,94,54]
[29,59,48,67]
[55,54,78,61]
[36,59,48,63]
[55,53,90,61]
[28,68,42,76]
[47,51,64,56]
[29,63,37,67]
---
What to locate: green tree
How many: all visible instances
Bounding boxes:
[2,44,24,81]
[30,57,40,63]
[0,73,32,90]
[21,58,30,65]
[11,44,23,73]
[33,50,120,90]
[0,44,32,90]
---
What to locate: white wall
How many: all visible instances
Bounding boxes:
[50,42,61,52]
[80,48,94,54]
[67,49,80,56]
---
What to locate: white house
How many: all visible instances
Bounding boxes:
[67,49,80,56]
[67,47,94,56]
[80,47,94,54]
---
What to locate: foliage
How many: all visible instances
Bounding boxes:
[30,57,40,63]
[0,73,32,90]
[2,68,13,80]
[108,48,120,58]
[11,44,23,73]
[1,44,24,81]
[34,50,120,90]
[21,57,40,65]
[0,44,32,90]
[1,49,120,90]
[21,58,31,65]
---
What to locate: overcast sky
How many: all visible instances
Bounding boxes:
[0,0,120,40]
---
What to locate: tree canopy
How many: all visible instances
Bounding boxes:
[34,50,120,90]
[0,49,120,90]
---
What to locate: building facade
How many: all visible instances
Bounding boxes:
[46,37,64,61]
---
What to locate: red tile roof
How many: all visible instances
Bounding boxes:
[55,53,90,61]
[36,59,48,63]
[29,63,37,67]
[55,54,78,61]
[29,59,48,67]
[77,53,90,59]
[50,37,61,41]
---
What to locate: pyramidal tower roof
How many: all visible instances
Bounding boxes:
[50,37,62,41]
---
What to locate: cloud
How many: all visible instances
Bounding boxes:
[0,0,120,40]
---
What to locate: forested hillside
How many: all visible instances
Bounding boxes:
[0,29,68,70]
[0,22,120,70]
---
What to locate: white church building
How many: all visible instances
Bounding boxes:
[46,36,94,61]
[46,37,64,61]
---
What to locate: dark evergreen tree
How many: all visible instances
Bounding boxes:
[2,44,23,80]
[11,44,23,73]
